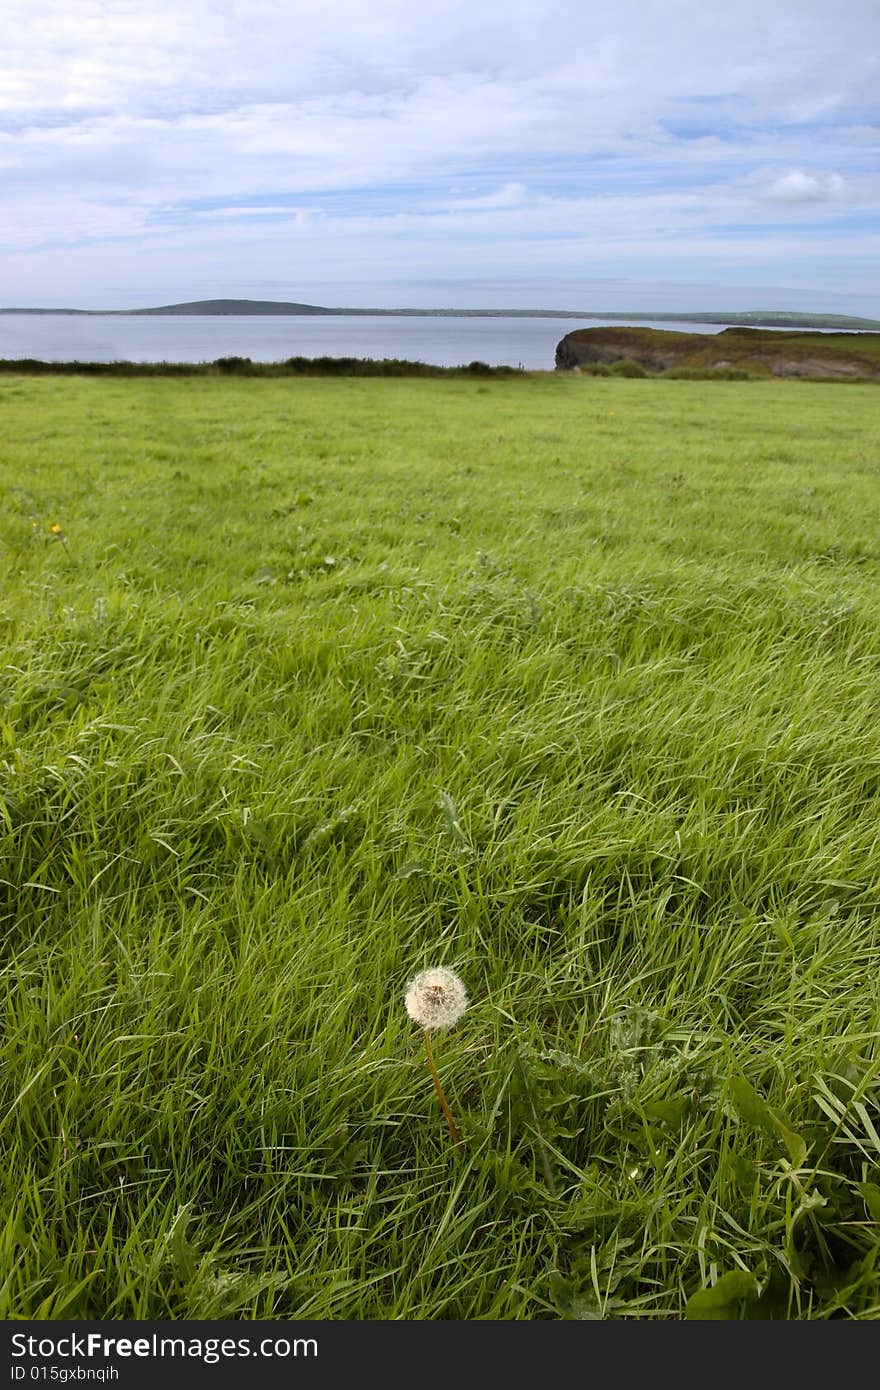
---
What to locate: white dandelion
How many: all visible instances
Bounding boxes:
[404,967,468,1032]
[404,966,468,1149]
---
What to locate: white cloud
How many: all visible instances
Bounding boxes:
[759,169,857,204]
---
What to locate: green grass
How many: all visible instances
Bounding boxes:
[1,372,879,1320]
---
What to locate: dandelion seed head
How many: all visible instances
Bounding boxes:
[405,967,468,1031]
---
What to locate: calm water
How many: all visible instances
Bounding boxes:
[0,313,745,371]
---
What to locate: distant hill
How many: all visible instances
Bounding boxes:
[2,299,879,330]
[128,298,332,315]
[555,325,880,379]
[581,310,880,331]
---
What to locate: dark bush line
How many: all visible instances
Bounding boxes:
[0,354,525,379]
[4,354,876,384]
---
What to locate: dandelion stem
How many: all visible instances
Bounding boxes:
[423,1029,464,1149]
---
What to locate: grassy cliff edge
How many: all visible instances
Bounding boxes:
[556,325,880,379]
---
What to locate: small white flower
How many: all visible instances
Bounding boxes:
[404,967,468,1032]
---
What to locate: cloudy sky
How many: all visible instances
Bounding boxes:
[2,0,878,311]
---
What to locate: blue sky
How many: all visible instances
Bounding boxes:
[1,0,878,312]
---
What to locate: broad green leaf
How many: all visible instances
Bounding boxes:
[685,1269,757,1320]
[643,1096,693,1127]
[729,1074,807,1166]
[549,1272,603,1320]
[856,1182,880,1223]
[774,1120,807,1168]
[394,859,430,880]
[729,1152,758,1196]
[167,1203,197,1283]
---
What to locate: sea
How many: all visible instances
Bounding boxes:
[0,313,754,372]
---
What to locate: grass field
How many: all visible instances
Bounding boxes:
[1,372,879,1319]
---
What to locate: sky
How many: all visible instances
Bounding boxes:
[1,0,878,313]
